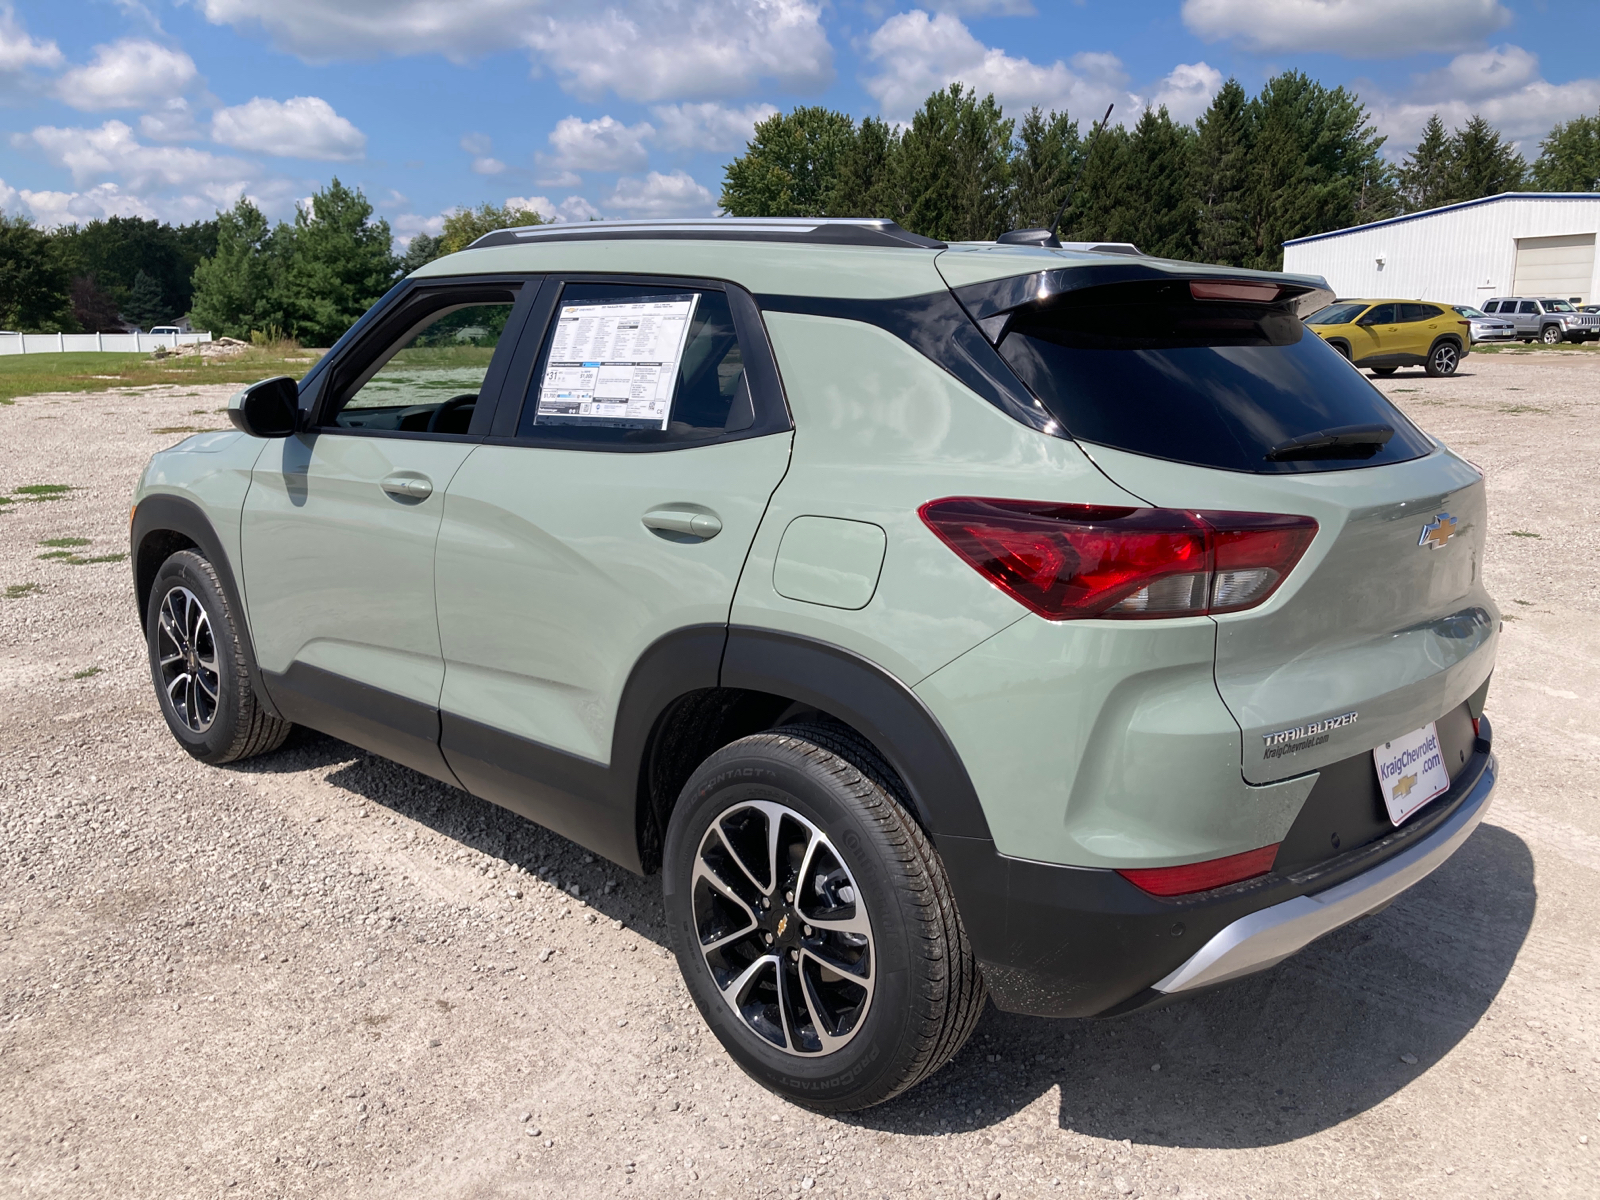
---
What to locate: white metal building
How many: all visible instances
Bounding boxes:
[1282,192,1600,307]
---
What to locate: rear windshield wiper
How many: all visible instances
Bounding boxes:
[1266,424,1394,462]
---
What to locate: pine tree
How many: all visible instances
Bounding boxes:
[400,233,443,274]
[897,84,1014,242]
[1533,108,1600,191]
[124,270,167,329]
[720,107,857,217]
[1451,115,1527,199]
[1119,106,1197,259]
[1399,114,1454,211]
[827,116,900,219]
[1193,79,1251,265]
[189,198,280,340]
[279,179,398,346]
[1068,121,1131,243]
[1010,107,1080,231]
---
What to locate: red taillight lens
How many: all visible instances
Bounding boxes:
[1117,844,1280,896]
[919,498,1316,620]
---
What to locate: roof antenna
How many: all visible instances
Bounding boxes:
[998,102,1114,249]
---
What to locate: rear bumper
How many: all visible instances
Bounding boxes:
[940,717,1496,1018]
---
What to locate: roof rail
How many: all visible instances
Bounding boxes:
[466,217,947,251]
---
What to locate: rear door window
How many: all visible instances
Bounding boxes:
[1519,301,1539,314]
[993,280,1434,475]
[1362,303,1396,324]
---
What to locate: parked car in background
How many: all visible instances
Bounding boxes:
[1482,297,1600,344]
[148,326,183,337]
[1304,298,1471,376]
[1452,305,1516,345]
[130,220,1499,1111]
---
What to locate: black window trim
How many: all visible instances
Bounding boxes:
[306,273,543,443]
[489,272,793,453]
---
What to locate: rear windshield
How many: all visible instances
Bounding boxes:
[1306,302,1369,325]
[995,281,1434,474]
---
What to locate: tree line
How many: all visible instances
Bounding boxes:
[721,74,1600,270]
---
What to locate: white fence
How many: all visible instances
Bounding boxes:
[0,331,213,355]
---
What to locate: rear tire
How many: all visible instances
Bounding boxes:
[662,723,985,1112]
[146,550,290,764]
[1371,366,1397,376]
[1425,341,1460,377]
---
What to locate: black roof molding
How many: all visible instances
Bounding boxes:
[467,217,947,251]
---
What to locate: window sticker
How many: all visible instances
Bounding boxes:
[535,293,700,429]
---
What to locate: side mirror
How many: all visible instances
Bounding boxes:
[227,376,301,438]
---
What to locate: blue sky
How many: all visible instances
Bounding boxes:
[1,1,1595,244]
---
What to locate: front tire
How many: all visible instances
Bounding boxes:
[1541,325,1563,345]
[146,550,290,764]
[662,724,985,1112]
[1425,341,1460,377]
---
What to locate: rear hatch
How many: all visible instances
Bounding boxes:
[945,259,1498,783]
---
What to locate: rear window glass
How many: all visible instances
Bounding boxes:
[1306,302,1368,325]
[995,281,1434,474]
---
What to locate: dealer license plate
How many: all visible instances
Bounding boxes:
[1373,722,1451,826]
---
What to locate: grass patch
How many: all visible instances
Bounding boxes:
[3,582,40,599]
[151,425,225,435]
[68,666,102,680]
[39,549,126,565]
[1513,599,1533,606]
[1498,404,1549,414]
[1509,530,1541,538]
[38,537,90,547]
[0,346,325,405]
[13,483,72,498]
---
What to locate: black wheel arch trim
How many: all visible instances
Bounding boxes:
[131,492,281,721]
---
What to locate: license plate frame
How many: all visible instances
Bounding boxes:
[1373,722,1451,826]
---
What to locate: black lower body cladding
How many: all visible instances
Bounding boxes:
[942,717,1494,1018]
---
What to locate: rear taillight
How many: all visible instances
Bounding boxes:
[919,499,1316,620]
[1117,844,1280,896]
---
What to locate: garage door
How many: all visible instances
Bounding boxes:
[1513,233,1596,302]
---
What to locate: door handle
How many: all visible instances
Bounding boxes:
[381,473,433,501]
[642,508,722,540]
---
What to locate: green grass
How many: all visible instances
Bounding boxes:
[3,582,39,599]
[38,537,90,547]
[0,347,325,405]
[68,666,102,680]
[1499,404,1549,414]
[1509,530,1541,538]
[13,483,72,497]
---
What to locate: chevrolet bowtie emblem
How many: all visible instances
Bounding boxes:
[776,915,788,937]
[1419,512,1457,550]
[1393,774,1417,799]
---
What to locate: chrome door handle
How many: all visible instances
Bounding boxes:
[642,508,722,540]
[381,473,433,501]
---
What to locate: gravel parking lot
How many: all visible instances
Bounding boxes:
[2,351,1597,1199]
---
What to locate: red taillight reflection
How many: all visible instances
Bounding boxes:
[1117,844,1280,896]
[919,498,1316,620]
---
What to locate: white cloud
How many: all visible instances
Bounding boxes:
[55,38,198,110]
[1181,0,1510,58]
[472,156,506,175]
[1365,45,1600,152]
[536,169,582,188]
[0,6,62,73]
[506,192,604,223]
[606,170,715,217]
[926,0,1035,12]
[547,115,654,172]
[15,120,260,197]
[210,95,365,160]
[139,98,201,142]
[459,132,492,156]
[1142,61,1222,124]
[863,10,1128,124]
[651,101,778,152]
[197,1,832,103]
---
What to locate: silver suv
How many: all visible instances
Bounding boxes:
[1483,296,1600,343]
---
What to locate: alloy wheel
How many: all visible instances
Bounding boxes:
[691,799,874,1055]
[1431,344,1458,374]
[155,585,219,733]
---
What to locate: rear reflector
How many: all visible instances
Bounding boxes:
[1117,844,1280,896]
[919,499,1317,620]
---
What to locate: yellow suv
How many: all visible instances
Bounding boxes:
[1305,299,1471,377]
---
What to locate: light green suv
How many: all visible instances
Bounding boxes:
[131,218,1499,1112]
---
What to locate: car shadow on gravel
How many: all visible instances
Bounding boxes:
[851,823,1535,1148]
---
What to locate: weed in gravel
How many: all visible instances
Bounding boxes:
[1514,599,1533,606]
[12,483,73,501]
[4,582,40,599]
[1499,404,1549,414]
[39,537,90,548]
[68,666,102,680]
[1510,530,1541,538]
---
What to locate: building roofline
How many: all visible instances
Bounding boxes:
[1282,191,1600,248]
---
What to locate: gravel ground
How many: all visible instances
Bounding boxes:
[1,354,1597,1199]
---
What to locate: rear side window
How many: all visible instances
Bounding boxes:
[1306,302,1368,325]
[516,283,754,447]
[994,280,1434,475]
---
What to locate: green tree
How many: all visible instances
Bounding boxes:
[1193,79,1252,265]
[1398,114,1455,211]
[0,212,75,331]
[279,178,399,346]
[189,198,280,339]
[400,232,443,273]
[123,270,168,329]
[721,106,857,217]
[1533,108,1600,191]
[1010,106,1080,231]
[1450,114,1526,199]
[54,215,217,320]
[69,274,122,332]
[898,84,1014,242]
[437,202,542,256]
[1118,106,1197,259]
[1064,120,1130,243]
[827,116,900,219]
